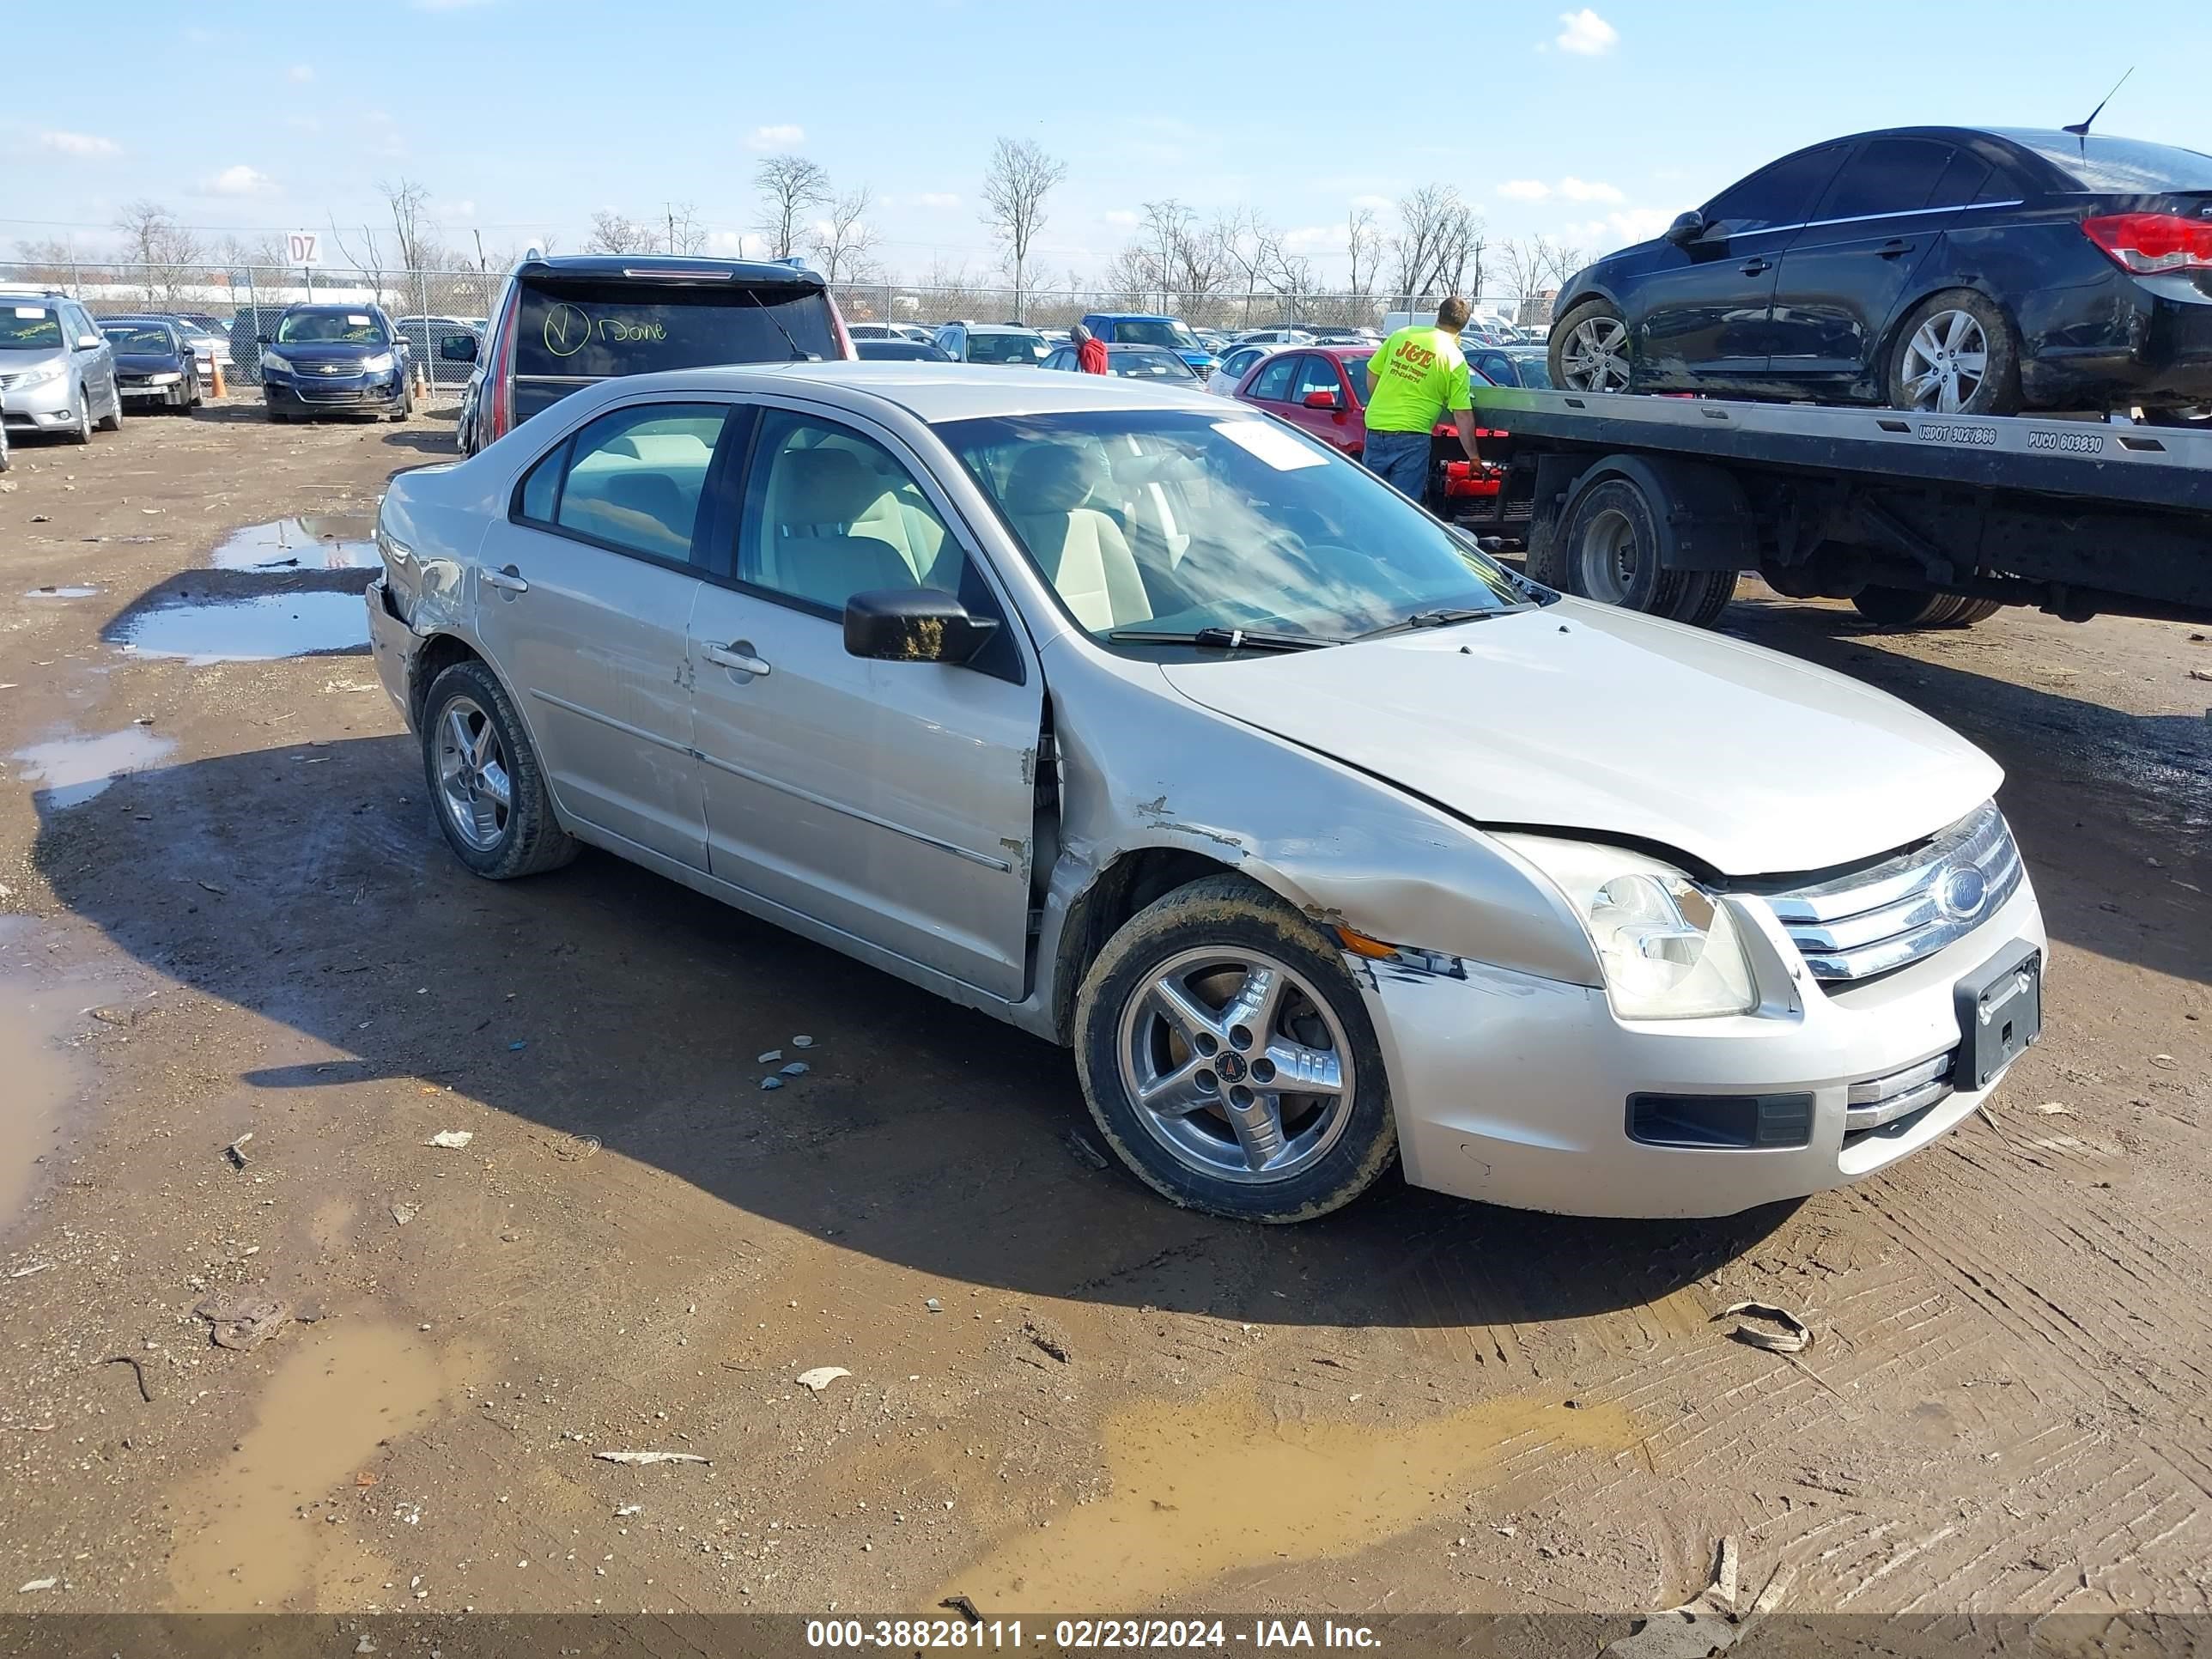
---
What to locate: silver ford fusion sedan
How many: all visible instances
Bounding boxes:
[367,364,2045,1223]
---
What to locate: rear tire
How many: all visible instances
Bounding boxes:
[420,659,578,880]
[1670,568,1739,629]
[1943,597,2005,627]
[1885,290,2021,416]
[1555,476,1684,616]
[1851,586,1965,629]
[1073,876,1397,1224]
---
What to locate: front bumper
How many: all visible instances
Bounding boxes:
[265,374,404,415]
[1370,877,2045,1218]
[0,374,86,430]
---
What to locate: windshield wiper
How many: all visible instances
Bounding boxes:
[1353,605,1527,641]
[1107,625,1340,652]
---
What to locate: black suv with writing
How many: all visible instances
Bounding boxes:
[450,252,854,454]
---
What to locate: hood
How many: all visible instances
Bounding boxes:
[267,342,388,365]
[112,349,186,373]
[0,346,66,368]
[1158,601,2001,878]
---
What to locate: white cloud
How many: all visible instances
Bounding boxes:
[746,124,805,151]
[1555,8,1619,54]
[1564,207,1674,248]
[1279,225,1335,252]
[911,191,961,209]
[38,130,120,159]
[286,64,314,82]
[1558,176,1625,204]
[1499,179,1552,202]
[708,229,750,258]
[204,164,276,197]
[1103,209,1139,227]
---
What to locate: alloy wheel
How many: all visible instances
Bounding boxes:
[1561,315,1631,392]
[1900,310,1989,413]
[434,696,514,852]
[1116,946,1355,1185]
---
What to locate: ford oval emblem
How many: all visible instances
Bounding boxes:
[1937,865,1990,921]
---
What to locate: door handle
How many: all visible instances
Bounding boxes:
[483,565,528,593]
[704,643,771,677]
[1740,258,1773,276]
[1877,238,1915,258]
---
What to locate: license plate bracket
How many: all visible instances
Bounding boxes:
[1954,940,2042,1091]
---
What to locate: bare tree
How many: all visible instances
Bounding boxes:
[213,230,290,269]
[112,200,204,307]
[13,235,85,283]
[1496,238,1545,319]
[378,176,439,271]
[755,155,830,260]
[1218,207,1279,329]
[979,137,1066,322]
[811,185,879,285]
[1267,250,1318,322]
[1346,206,1382,304]
[585,210,657,254]
[659,202,707,256]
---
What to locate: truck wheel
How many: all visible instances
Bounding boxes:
[1886,290,2021,416]
[1943,598,2005,627]
[1549,299,1632,393]
[1073,876,1397,1224]
[1556,477,1684,616]
[1851,586,1965,629]
[1670,569,1739,629]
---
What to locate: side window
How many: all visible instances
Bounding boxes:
[515,441,565,523]
[742,412,967,614]
[1043,349,1073,370]
[547,402,726,562]
[1250,354,1298,402]
[1292,356,1343,404]
[1928,150,1996,209]
[1815,138,1953,221]
[1704,143,1850,234]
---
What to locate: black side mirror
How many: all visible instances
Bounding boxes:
[1665,210,1706,246]
[440,335,479,362]
[842,587,997,665]
[257,334,272,345]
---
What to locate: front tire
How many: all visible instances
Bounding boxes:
[1886,290,2021,416]
[67,389,93,444]
[1549,298,1632,393]
[1073,876,1397,1224]
[420,660,577,879]
[96,379,123,431]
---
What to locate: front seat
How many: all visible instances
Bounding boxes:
[761,447,919,611]
[1003,447,1152,631]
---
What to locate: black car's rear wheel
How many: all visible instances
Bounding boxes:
[1886,290,2021,416]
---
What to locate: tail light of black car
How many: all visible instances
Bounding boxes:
[2081,212,2212,275]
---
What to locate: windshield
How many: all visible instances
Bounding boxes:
[1995,130,2212,193]
[276,309,387,346]
[940,410,1526,646]
[1508,352,1552,388]
[1110,349,1196,381]
[100,323,174,353]
[966,331,1045,364]
[0,307,64,349]
[1111,319,1202,351]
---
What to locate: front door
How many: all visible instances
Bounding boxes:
[689,405,1042,1000]
[1285,354,1362,453]
[471,399,734,868]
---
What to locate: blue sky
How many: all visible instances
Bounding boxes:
[5,0,2209,288]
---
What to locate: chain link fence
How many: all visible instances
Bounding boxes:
[3,259,1553,392]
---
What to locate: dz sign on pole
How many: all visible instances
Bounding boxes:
[286,230,323,269]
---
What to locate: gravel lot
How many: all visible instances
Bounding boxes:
[0,400,2207,1621]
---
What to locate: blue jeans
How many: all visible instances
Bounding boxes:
[1363,427,1431,503]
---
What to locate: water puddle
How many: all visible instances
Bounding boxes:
[943,1388,1636,1608]
[25,586,99,600]
[209,515,379,572]
[10,726,176,808]
[112,590,369,664]
[0,954,82,1231]
[166,1321,447,1610]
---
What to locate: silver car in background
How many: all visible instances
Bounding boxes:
[368,364,2044,1223]
[0,290,123,443]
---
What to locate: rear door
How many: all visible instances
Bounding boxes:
[686,404,1042,1000]
[1630,142,1849,392]
[1768,137,1961,386]
[508,274,841,428]
[1241,350,1304,420]
[471,399,736,868]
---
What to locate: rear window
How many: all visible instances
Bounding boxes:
[513,279,838,378]
[1996,131,2212,193]
[1109,349,1194,380]
[965,331,1045,365]
[0,307,64,349]
[1109,319,1200,350]
[1340,355,1372,401]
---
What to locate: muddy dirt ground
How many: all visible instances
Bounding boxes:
[0,399,2207,1622]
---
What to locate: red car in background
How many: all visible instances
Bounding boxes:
[1233,345,1525,534]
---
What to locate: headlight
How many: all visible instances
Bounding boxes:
[148,371,181,386]
[362,352,395,374]
[15,362,65,389]
[260,350,290,377]
[1497,835,1758,1019]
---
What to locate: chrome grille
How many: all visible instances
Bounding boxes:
[1759,803,2022,982]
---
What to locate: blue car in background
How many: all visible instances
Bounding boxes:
[258,303,414,423]
[1079,312,1218,376]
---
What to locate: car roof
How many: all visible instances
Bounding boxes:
[518,253,827,289]
[963,323,1042,336]
[596,361,1224,423]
